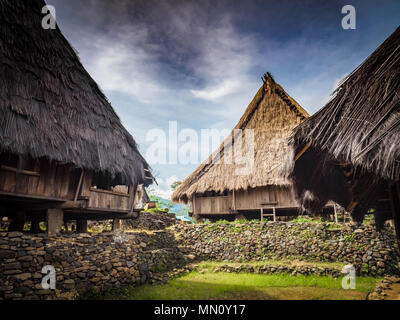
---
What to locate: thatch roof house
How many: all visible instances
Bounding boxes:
[172,73,326,221]
[0,0,153,233]
[286,26,400,236]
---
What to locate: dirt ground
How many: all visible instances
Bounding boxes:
[383,283,400,300]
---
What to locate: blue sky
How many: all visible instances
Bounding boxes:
[46,0,399,198]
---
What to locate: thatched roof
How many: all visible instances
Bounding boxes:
[172,73,309,203]
[0,0,153,187]
[290,26,400,183]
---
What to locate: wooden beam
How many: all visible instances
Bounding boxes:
[74,169,85,201]
[89,187,130,197]
[0,191,66,202]
[294,142,311,162]
[64,211,139,221]
[0,165,40,177]
[23,200,87,212]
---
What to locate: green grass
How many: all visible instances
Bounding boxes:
[197,260,346,270]
[84,271,380,300]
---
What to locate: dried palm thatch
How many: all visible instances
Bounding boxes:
[172,73,309,203]
[285,26,400,226]
[0,0,153,188]
[290,26,400,181]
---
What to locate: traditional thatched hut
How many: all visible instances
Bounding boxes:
[0,0,153,233]
[172,74,334,222]
[286,26,400,239]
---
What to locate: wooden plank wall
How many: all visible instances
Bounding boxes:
[87,188,130,211]
[0,160,80,200]
[193,186,300,214]
[195,195,231,214]
[235,186,298,209]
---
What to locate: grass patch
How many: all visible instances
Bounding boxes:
[196,259,346,270]
[86,271,380,300]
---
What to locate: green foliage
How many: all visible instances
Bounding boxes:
[215,219,230,225]
[150,263,168,273]
[344,233,356,243]
[170,181,182,191]
[361,263,371,274]
[291,216,323,223]
[363,214,374,225]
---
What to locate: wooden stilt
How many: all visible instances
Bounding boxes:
[46,208,64,235]
[334,203,338,224]
[389,182,400,254]
[76,220,88,233]
[112,218,122,231]
[30,218,41,234]
[8,211,26,232]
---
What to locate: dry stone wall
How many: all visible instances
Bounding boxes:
[173,221,400,276]
[1,215,400,300]
[0,230,186,300]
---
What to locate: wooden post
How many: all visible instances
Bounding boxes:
[113,219,122,231]
[46,209,64,235]
[192,194,196,216]
[30,218,41,234]
[76,220,88,233]
[334,203,338,224]
[128,184,137,213]
[74,170,85,201]
[232,190,236,211]
[8,211,26,232]
[273,207,276,222]
[260,208,263,222]
[389,182,400,254]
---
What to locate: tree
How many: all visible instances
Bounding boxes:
[171,181,182,191]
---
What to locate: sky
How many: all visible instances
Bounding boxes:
[46,0,400,199]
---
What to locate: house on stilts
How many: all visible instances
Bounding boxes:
[286,26,400,243]
[0,0,154,234]
[172,73,335,222]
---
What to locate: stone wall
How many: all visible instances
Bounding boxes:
[0,230,186,300]
[1,219,400,300]
[172,221,400,276]
[122,211,180,230]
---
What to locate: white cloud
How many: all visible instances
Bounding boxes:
[191,79,241,101]
[150,175,181,200]
[81,28,173,104]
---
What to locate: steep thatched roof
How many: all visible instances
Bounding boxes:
[0,0,153,187]
[172,73,309,203]
[290,26,400,182]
